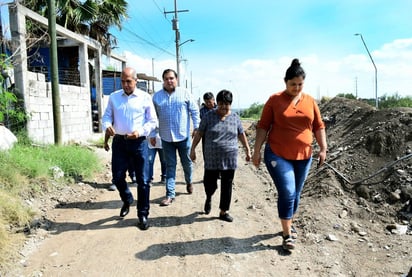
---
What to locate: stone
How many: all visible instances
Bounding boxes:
[0,125,17,151]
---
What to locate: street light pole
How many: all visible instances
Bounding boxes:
[354,33,378,108]
[177,39,194,85]
[151,58,155,93]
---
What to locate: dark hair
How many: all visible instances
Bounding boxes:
[216,89,233,104]
[203,92,214,101]
[284,58,306,82]
[162,69,178,79]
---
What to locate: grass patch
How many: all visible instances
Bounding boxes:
[0,221,25,274]
[0,137,104,274]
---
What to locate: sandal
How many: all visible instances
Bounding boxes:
[282,235,296,251]
[291,225,297,239]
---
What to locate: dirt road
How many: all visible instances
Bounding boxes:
[10,141,298,276]
[7,116,412,276]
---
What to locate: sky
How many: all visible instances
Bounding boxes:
[105,0,412,108]
[1,1,411,109]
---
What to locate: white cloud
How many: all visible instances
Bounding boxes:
[117,38,412,108]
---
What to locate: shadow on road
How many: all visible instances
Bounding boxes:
[135,233,283,259]
[39,211,222,235]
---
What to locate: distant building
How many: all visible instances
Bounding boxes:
[100,70,160,95]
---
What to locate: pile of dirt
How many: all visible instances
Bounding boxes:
[247,97,412,224]
[246,97,412,275]
[315,97,412,221]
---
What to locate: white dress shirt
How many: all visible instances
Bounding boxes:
[102,88,158,137]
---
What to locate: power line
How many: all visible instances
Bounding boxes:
[22,0,176,60]
[122,27,175,56]
[69,0,176,58]
[151,0,170,22]
[127,1,166,43]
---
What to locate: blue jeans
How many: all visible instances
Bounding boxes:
[161,138,193,198]
[111,158,136,184]
[112,135,150,219]
[263,144,312,219]
[147,147,167,182]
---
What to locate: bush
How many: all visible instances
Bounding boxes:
[240,102,264,119]
[379,93,412,108]
[336,93,357,99]
[0,56,28,132]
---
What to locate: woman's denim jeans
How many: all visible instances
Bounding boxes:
[161,138,193,198]
[264,144,312,219]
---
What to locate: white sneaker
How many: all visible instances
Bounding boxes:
[109,184,117,191]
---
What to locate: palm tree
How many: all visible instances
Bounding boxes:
[88,0,128,55]
[22,0,128,53]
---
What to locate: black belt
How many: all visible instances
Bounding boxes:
[114,134,146,141]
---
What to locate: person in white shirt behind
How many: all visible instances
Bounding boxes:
[147,128,166,184]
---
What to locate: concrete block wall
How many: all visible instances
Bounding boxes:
[26,71,93,144]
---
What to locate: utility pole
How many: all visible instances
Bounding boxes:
[164,0,188,86]
[0,9,4,55]
[173,0,180,85]
[151,58,155,93]
[48,0,62,144]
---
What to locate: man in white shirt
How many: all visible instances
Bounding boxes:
[102,67,157,230]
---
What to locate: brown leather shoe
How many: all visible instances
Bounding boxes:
[186,184,193,194]
[160,197,174,206]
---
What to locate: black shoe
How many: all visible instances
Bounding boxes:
[120,203,130,217]
[219,213,233,222]
[138,216,149,230]
[204,198,211,214]
[186,183,193,194]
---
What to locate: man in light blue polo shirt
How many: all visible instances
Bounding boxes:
[152,69,200,206]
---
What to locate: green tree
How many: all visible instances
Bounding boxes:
[379,93,412,108]
[336,93,356,99]
[22,0,128,54]
[240,102,264,119]
[0,57,28,132]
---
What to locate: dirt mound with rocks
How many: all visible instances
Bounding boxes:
[246,97,412,275]
[247,97,412,224]
[316,97,412,221]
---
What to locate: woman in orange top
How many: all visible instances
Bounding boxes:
[252,59,327,251]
